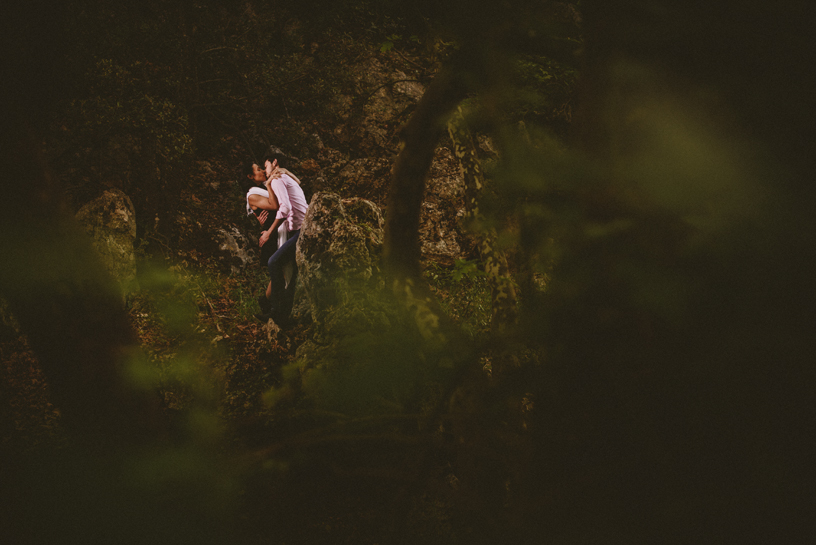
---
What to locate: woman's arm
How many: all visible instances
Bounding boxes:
[280,168,302,185]
[248,192,278,210]
[259,215,285,248]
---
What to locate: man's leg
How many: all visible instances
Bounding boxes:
[280,265,298,318]
[265,230,300,320]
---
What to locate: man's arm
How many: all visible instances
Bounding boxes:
[270,176,292,219]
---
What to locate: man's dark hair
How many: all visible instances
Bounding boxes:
[264,154,289,170]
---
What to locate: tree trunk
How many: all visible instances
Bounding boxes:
[1,0,164,445]
[382,63,469,278]
[0,122,164,448]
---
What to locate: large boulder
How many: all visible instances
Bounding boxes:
[273,192,431,413]
[75,188,138,295]
[295,192,390,342]
[214,227,254,275]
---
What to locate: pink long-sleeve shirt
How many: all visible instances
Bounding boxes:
[269,173,308,231]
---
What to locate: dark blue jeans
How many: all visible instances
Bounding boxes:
[267,229,300,319]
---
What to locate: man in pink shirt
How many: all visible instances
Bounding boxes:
[255,158,309,324]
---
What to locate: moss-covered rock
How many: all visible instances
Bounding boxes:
[283,192,437,413]
[296,192,390,341]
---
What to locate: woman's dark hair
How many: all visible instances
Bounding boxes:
[239,161,258,191]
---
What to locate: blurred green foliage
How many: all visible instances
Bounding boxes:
[425,260,492,339]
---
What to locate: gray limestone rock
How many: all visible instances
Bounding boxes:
[214,227,254,275]
[288,192,430,413]
[295,192,390,342]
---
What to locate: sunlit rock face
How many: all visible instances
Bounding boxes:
[334,57,426,154]
[419,146,469,267]
[296,192,391,342]
[418,202,462,266]
[319,149,469,267]
[75,188,137,296]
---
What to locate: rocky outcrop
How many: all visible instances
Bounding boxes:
[317,147,468,266]
[420,146,469,266]
[295,192,390,342]
[214,227,254,275]
[328,158,393,205]
[332,57,426,155]
[419,203,464,265]
[75,188,138,295]
[265,145,299,167]
[285,55,472,268]
[270,192,432,413]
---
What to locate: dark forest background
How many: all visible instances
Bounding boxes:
[2,1,816,543]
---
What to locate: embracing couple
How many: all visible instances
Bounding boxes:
[243,157,308,326]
